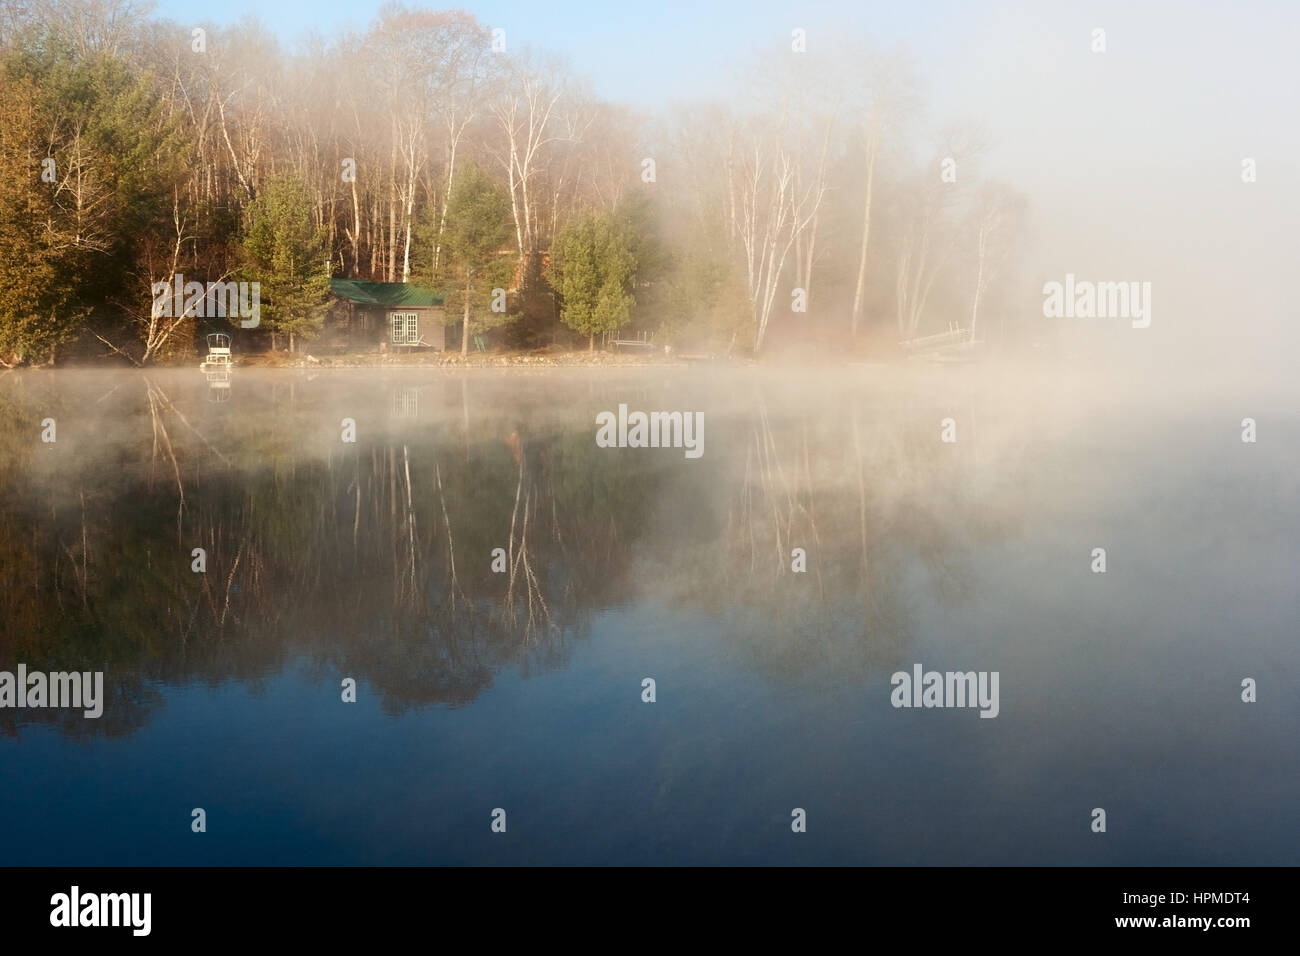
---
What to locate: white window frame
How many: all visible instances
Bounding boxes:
[391,311,419,345]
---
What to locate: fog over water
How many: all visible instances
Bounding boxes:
[0,362,1294,864]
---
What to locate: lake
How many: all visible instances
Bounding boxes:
[1,363,1296,865]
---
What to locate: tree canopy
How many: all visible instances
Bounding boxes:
[0,2,1030,364]
[551,211,637,350]
[431,160,515,355]
[240,175,331,351]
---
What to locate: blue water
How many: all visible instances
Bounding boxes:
[1,367,1296,864]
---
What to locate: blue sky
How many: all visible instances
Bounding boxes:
[151,0,973,105]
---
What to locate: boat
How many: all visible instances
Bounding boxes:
[199,333,232,372]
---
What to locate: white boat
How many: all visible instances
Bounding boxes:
[199,333,232,371]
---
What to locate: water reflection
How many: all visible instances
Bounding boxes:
[2,366,1297,865]
[204,367,232,403]
[0,369,1026,735]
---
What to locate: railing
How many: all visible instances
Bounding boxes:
[603,330,655,349]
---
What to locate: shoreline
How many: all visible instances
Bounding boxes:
[13,346,953,372]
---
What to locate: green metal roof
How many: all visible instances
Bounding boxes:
[330,279,444,307]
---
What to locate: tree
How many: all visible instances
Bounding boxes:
[0,37,182,365]
[655,222,751,353]
[426,12,496,274]
[0,74,84,364]
[848,52,918,340]
[240,175,331,352]
[489,52,568,268]
[434,160,513,356]
[894,127,984,339]
[550,210,636,351]
[964,181,1026,340]
[724,116,825,352]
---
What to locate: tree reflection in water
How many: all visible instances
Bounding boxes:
[0,368,1028,735]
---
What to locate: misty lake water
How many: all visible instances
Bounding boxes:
[1,364,1296,865]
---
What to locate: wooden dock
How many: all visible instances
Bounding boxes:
[899,326,980,358]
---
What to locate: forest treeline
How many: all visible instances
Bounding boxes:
[0,0,1030,365]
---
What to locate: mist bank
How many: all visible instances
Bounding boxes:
[3,360,1294,737]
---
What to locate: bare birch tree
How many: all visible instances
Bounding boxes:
[489,52,568,269]
[725,113,826,351]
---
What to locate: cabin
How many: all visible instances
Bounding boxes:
[327,279,447,352]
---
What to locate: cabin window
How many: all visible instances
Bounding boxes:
[391,312,418,344]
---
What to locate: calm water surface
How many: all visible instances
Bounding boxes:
[1,365,1296,864]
